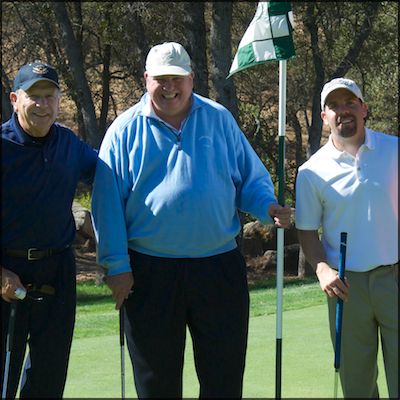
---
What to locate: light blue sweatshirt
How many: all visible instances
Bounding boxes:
[91,92,277,275]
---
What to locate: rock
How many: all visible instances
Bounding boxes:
[72,201,96,251]
[241,221,275,257]
[261,244,300,275]
[241,219,299,258]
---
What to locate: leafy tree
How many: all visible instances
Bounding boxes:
[52,2,100,148]
[1,1,397,179]
[209,2,239,121]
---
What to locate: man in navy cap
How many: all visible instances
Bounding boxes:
[1,61,98,398]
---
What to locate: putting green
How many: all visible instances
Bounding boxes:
[64,304,388,398]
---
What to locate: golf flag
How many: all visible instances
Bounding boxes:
[228,2,296,399]
[228,1,295,78]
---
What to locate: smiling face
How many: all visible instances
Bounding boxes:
[321,88,368,141]
[144,72,194,129]
[10,80,60,137]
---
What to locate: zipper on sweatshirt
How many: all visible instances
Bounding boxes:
[159,120,186,151]
[176,130,182,150]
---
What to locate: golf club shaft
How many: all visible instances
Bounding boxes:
[275,228,284,399]
[334,369,339,398]
[119,306,125,399]
[275,60,286,400]
[2,302,17,399]
[333,232,347,398]
[2,353,11,400]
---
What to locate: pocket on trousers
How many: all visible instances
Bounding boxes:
[217,249,248,291]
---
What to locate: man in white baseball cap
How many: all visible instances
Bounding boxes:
[320,77,364,110]
[145,42,192,77]
[91,41,292,398]
[296,76,398,398]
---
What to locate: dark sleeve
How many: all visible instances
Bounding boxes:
[78,140,98,185]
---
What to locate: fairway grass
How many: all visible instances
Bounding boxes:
[64,303,388,398]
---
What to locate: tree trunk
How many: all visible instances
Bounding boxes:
[99,43,111,138]
[297,244,314,278]
[210,2,239,121]
[181,2,209,97]
[287,110,305,172]
[52,2,100,149]
[304,2,381,157]
[1,65,13,123]
[126,2,148,83]
[332,3,380,78]
[304,3,325,156]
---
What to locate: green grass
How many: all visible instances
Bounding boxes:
[62,279,389,398]
[249,276,324,317]
[74,277,324,339]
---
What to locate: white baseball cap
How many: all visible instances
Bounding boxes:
[321,78,364,110]
[145,42,192,77]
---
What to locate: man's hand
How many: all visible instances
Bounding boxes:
[316,262,349,302]
[1,267,25,302]
[105,272,134,310]
[268,203,292,229]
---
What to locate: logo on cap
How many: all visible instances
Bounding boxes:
[32,65,49,75]
[13,61,60,92]
[320,78,364,110]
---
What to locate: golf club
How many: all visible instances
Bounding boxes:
[119,305,125,399]
[2,300,18,399]
[2,288,26,399]
[333,232,347,399]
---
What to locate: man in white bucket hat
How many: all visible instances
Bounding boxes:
[91,41,291,397]
[296,77,398,398]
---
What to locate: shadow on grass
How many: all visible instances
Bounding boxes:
[77,294,112,305]
[248,275,318,291]
[76,276,319,304]
[77,282,112,305]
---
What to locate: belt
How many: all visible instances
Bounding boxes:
[3,246,69,261]
[26,283,56,296]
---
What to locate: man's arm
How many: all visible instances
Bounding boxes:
[297,229,349,301]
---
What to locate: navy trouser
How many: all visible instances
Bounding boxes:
[1,248,76,398]
[123,248,250,398]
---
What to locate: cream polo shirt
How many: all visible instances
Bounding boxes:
[295,128,398,272]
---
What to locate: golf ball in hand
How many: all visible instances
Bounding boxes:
[15,287,27,300]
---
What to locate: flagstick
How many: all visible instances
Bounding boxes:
[275,59,287,400]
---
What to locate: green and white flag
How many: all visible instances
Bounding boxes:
[228,1,295,78]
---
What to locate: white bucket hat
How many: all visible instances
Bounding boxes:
[145,42,192,77]
[321,78,364,110]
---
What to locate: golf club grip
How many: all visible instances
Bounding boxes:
[334,232,347,370]
[119,307,124,346]
[338,232,347,280]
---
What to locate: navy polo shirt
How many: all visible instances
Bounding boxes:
[1,113,98,249]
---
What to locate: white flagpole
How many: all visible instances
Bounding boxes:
[275,59,287,399]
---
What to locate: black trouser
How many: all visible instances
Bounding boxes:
[1,248,76,398]
[123,248,249,399]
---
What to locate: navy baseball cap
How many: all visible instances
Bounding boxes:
[13,61,60,92]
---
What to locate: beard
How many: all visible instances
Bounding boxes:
[336,117,358,138]
[339,124,357,138]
